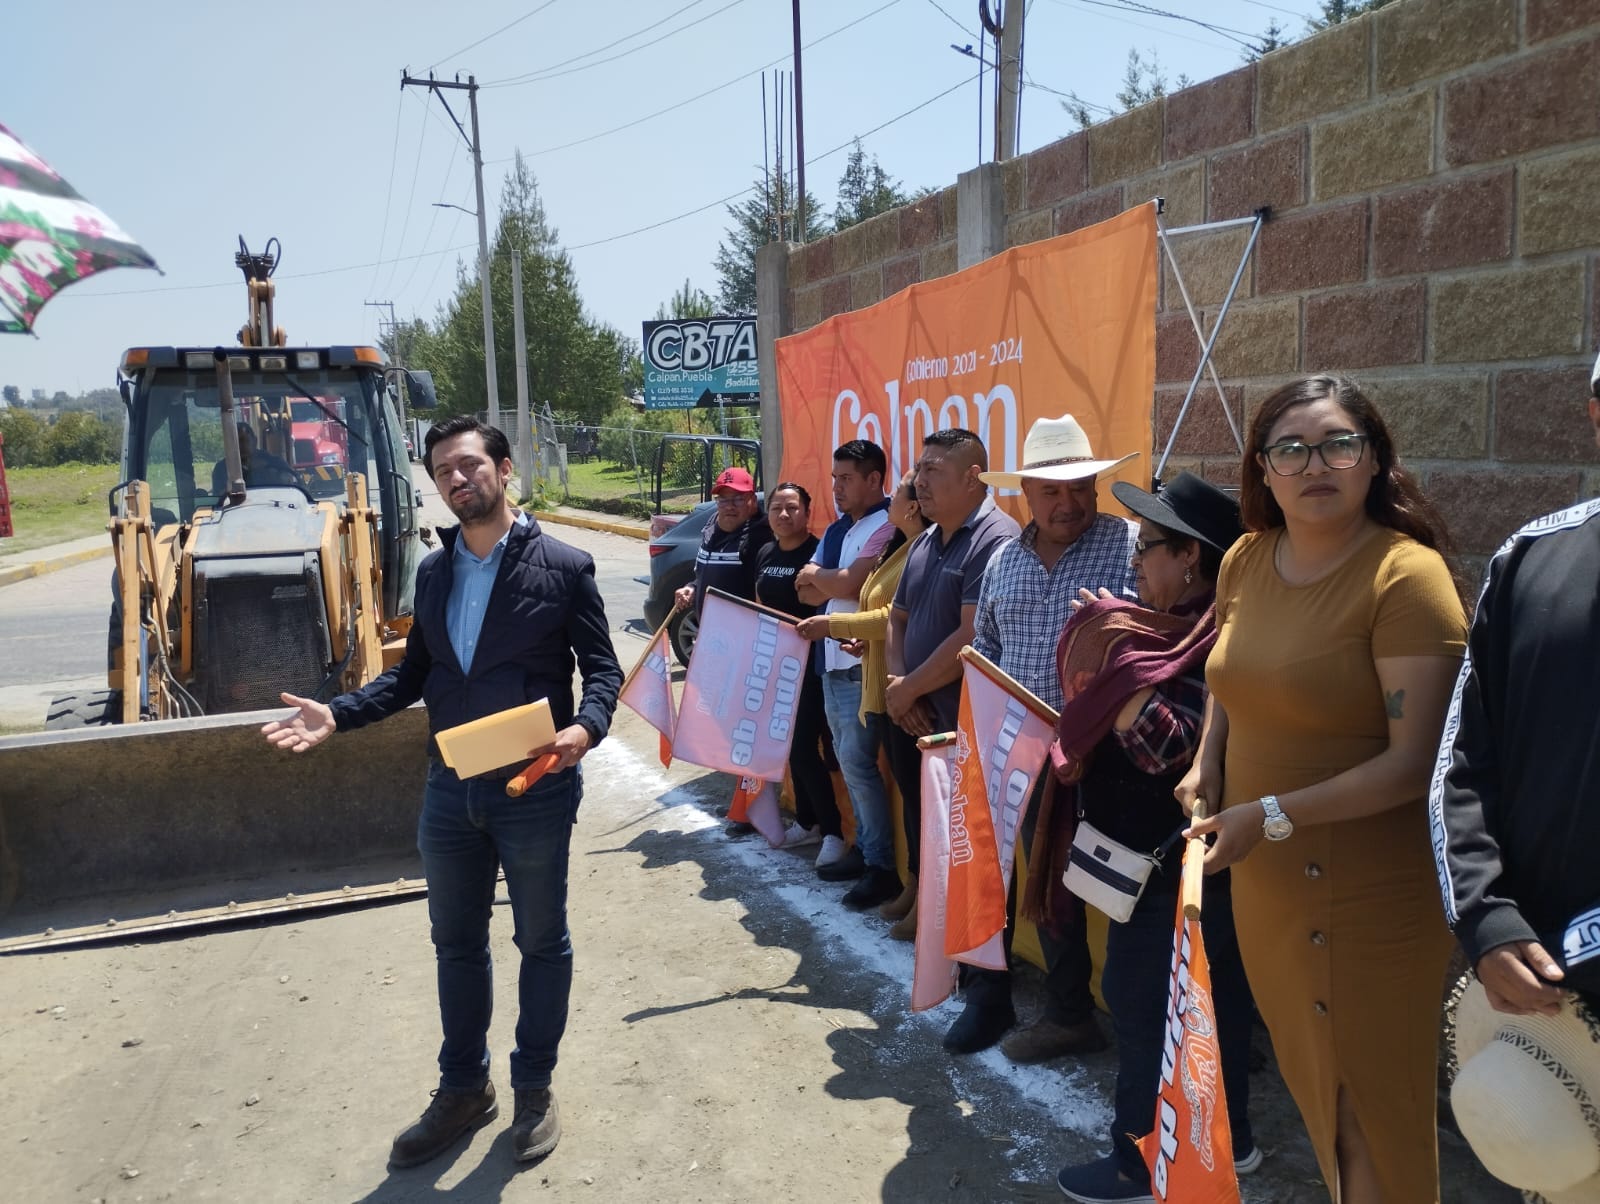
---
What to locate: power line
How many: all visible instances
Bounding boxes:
[381,92,433,296]
[394,134,461,303]
[366,94,406,296]
[1084,0,1260,49]
[484,0,752,89]
[1236,0,1311,17]
[482,0,712,86]
[565,71,980,252]
[925,0,976,38]
[429,0,563,71]
[1043,0,1237,51]
[484,0,905,163]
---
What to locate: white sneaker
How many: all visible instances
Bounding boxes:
[814,834,849,868]
[780,822,822,850]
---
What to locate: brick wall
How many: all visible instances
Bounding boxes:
[780,0,1600,567]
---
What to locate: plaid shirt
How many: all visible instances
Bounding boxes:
[1112,669,1208,774]
[971,513,1138,711]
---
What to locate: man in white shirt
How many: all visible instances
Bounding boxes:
[795,439,898,908]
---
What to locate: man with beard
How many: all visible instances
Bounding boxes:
[262,415,622,1169]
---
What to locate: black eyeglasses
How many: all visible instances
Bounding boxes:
[1133,537,1176,556]
[1261,433,1370,476]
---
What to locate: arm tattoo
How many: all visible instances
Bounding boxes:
[1385,689,1406,720]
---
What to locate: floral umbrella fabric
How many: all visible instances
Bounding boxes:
[0,122,159,334]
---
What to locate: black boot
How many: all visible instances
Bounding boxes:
[842,866,902,910]
[942,1000,1016,1054]
[388,1083,498,1168]
[511,1087,562,1161]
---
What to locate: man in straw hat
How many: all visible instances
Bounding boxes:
[940,414,1142,1057]
[1431,348,1600,1200]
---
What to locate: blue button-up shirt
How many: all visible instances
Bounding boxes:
[446,512,528,672]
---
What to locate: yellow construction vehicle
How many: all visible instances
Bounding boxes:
[0,239,441,948]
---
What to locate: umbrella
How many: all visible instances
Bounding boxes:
[0,122,160,335]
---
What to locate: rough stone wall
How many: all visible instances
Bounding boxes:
[781,0,1600,567]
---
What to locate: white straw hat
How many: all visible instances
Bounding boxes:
[978,413,1138,489]
[1451,979,1600,1203]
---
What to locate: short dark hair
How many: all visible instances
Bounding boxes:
[424,415,512,476]
[921,427,986,470]
[833,439,887,483]
[1241,375,1450,553]
[770,481,813,510]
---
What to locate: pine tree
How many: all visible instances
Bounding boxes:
[1310,0,1395,29]
[832,139,909,232]
[712,170,825,314]
[655,279,717,320]
[1243,19,1291,62]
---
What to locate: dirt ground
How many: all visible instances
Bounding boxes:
[0,706,1516,1203]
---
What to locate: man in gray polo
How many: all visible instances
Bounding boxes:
[885,428,1020,998]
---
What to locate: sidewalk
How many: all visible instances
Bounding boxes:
[0,534,111,588]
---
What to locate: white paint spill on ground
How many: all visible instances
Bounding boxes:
[586,736,1113,1182]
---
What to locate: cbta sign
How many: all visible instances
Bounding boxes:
[774,203,1158,525]
[642,316,760,410]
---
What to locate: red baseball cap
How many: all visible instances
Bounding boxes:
[711,466,756,496]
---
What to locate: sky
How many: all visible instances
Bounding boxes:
[2,0,1323,397]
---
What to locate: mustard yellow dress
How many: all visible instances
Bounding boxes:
[1206,528,1467,1203]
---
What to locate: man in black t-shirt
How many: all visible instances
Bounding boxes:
[673,466,770,618]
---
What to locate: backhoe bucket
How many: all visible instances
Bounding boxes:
[0,707,432,952]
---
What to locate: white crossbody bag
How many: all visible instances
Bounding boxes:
[1062,819,1160,924]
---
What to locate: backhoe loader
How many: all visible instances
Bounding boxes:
[0,239,444,950]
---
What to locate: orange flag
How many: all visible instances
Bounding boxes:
[618,621,677,768]
[1136,853,1240,1204]
[942,650,1056,967]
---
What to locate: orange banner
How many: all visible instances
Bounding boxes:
[1136,868,1240,1204]
[617,621,677,768]
[943,652,1056,967]
[775,203,1157,526]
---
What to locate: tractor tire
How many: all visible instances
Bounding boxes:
[669,605,700,666]
[44,689,124,730]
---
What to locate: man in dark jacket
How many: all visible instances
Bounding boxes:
[263,415,622,1167]
[1431,351,1600,1018]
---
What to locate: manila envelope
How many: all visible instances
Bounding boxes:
[434,699,556,778]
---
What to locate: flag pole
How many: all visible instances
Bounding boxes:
[1182,798,1209,920]
[958,645,1061,723]
[619,616,674,694]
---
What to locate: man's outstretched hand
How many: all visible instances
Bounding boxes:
[261,692,337,753]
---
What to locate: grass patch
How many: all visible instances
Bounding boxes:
[0,462,120,555]
[556,458,702,515]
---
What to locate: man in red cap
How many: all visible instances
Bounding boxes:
[673,465,769,620]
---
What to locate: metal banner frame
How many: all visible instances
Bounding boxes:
[1152,204,1269,483]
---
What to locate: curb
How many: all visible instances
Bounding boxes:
[531,511,650,541]
[0,543,113,588]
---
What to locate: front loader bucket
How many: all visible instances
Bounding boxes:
[0,707,432,952]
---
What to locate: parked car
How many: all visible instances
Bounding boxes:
[638,493,763,664]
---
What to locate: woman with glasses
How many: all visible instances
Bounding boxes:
[1182,375,1467,1203]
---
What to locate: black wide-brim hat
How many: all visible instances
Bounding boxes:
[1111,471,1243,553]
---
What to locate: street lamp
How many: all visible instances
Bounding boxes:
[432,202,477,217]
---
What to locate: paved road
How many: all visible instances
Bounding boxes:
[0,468,651,729]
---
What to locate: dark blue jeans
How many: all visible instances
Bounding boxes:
[417,759,581,1092]
[1100,868,1255,1181]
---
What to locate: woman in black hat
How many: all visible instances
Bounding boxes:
[1053,471,1260,1204]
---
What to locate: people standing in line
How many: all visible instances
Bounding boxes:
[792,440,900,905]
[1429,352,1600,1202]
[751,483,845,855]
[1182,375,1467,1204]
[262,416,623,1168]
[795,470,930,933]
[885,428,1020,995]
[673,464,770,834]
[946,414,1140,1058]
[1053,472,1259,1203]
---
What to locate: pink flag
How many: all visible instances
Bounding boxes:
[945,650,1057,970]
[912,738,961,1012]
[618,622,677,767]
[673,590,807,779]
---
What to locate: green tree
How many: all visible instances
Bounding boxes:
[713,170,825,314]
[654,279,717,321]
[0,408,47,466]
[1060,48,1190,130]
[404,155,627,426]
[832,139,909,232]
[1310,0,1395,28]
[1243,19,1292,62]
[1,385,20,406]
[45,411,120,465]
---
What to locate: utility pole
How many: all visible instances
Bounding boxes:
[980,1,1024,161]
[364,299,397,357]
[399,70,500,430]
[791,0,807,243]
[511,256,534,496]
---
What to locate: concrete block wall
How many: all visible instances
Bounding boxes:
[776,0,1600,569]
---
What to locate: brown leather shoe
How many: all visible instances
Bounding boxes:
[878,874,917,921]
[511,1086,561,1161]
[888,894,918,941]
[999,1016,1107,1063]
[388,1083,498,1168]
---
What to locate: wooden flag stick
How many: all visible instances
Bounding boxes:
[916,731,959,750]
[958,645,1061,724]
[1181,798,1209,920]
[619,615,674,694]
